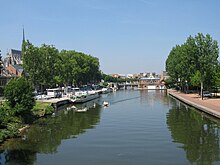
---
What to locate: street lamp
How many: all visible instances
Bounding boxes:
[0,50,2,76]
[178,78,181,91]
[185,80,188,93]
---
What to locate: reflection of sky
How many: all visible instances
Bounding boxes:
[0,153,5,165]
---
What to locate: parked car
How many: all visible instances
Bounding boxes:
[203,91,212,97]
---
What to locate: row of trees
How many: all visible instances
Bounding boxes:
[101,74,138,84]
[166,33,220,96]
[22,41,102,90]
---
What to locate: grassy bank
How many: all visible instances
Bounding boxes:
[0,101,55,143]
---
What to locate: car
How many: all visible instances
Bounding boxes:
[203,91,212,97]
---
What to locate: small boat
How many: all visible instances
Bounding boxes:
[103,101,109,107]
[101,88,113,94]
[75,107,88,112]
[66,105,76,110]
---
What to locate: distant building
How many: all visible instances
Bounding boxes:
[138,72,166,89]
[110,74,120,78]
[118,74,126,79]
[127,74,134,79]
[161,71,169,80]
[3,49,22,68]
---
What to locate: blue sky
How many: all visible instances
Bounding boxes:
[1,0,220,74]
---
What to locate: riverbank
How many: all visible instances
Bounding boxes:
[0,101,55,144]
[168,90,220,119]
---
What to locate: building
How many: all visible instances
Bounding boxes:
[110,74,120,78]
[3,49,22,68]
[138,73,166,89]
[6,64,24,77]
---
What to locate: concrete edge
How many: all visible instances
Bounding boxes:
[168,91,220,119]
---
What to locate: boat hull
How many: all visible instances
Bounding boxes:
[75,93,99,103]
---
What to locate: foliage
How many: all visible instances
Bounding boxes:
[32,102,54,116]
[0,105,22,143]
[23,41,101,89]
[166,33,219,92]
[4,77,35,116]
[101,74,137,83]
[57,50,101,86]
[214,64,220,88]
[191,71,201,87]
[23,41,59,89]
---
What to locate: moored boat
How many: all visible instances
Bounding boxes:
[72,92,99,103]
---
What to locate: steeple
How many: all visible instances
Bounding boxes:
[22,26,25,43]
[21,26,26,57]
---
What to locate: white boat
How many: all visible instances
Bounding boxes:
[103,101,109,107]
[72,93,99,103]
[101,88,113,94]
[74,107,88,112]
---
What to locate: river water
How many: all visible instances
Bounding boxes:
[1,90,220,165]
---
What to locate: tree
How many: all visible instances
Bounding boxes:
[4,77,35,116]
[193,33,219,98]
[38,44,59,88]
[22,41,43,88]
[23,41,102,89]
[166,33,219,98]
[23,41,59,90]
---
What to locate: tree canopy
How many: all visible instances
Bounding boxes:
[22,41,101,90]
[4,77,35,116]
[166,33,219,94]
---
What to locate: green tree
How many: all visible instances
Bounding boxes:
[23,41,101,89]
[4,77,35,116]
[23,42,59,90]
[22,40,43,88]
[38,44,59,88]
[166,33,219,97]
[56,50,77,86]
[193,33,219,97]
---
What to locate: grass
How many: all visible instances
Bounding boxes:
[32,102,54,116]
[33,102,51,110]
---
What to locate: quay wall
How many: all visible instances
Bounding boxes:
[168,91,220,119]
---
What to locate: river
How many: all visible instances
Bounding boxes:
[0,90,220,165]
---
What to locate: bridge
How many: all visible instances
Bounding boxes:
[117,82,139,89]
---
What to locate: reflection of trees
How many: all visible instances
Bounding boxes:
[0,106,101,165]
[167,100,220,164]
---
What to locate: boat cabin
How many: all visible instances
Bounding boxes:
[46,88,62,98]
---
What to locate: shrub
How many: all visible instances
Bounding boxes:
[4,77,35,116]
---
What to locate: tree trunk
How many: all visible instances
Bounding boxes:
[200,81,203,100]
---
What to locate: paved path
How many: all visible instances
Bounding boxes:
[168,90,220,119]
[37,97,72,103]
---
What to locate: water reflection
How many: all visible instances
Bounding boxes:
[166,98,220,164]
[139,90,169,106]
[0,105,101,165]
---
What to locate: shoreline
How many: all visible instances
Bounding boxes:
[168,90,220,119]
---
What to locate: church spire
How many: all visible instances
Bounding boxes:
[22,26,25,42]
[22,26,26,57]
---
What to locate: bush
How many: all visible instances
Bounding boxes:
[4,77,35,116]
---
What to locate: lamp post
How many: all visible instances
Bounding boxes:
[185,80,188,93]
[0,50,2,76]
[178,78,181,91]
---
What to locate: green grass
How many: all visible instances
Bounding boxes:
[32,102,54,116]
[33,102,51,110]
